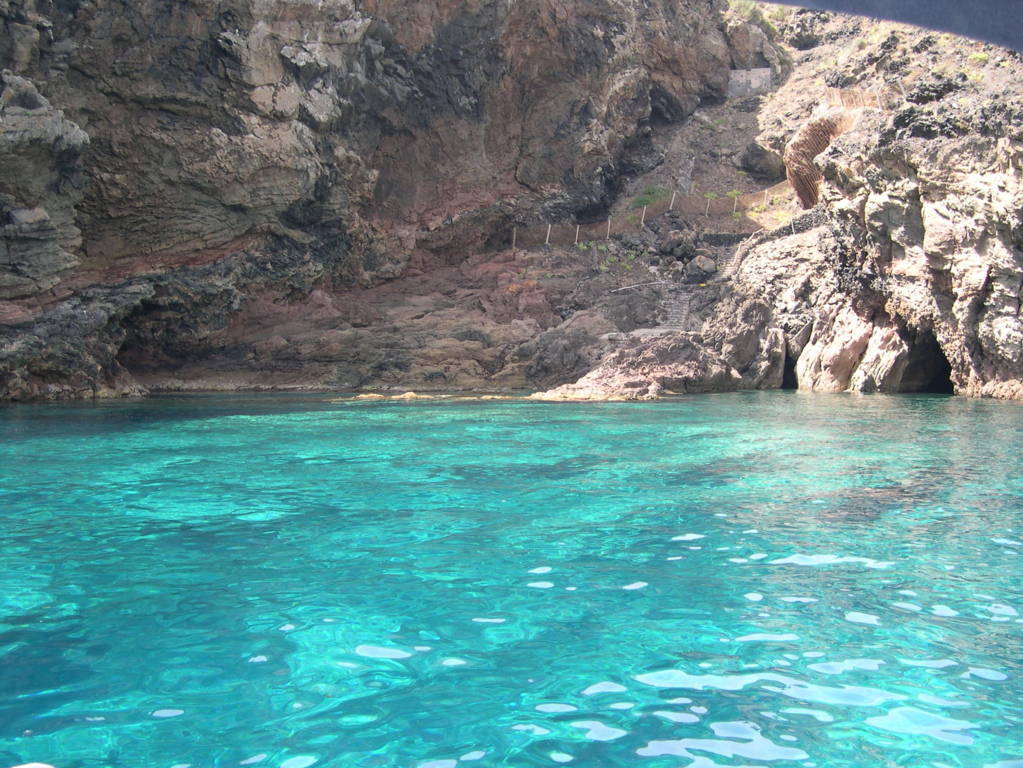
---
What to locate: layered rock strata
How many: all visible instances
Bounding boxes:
[2,3,1022,402]
[1,0,738,399]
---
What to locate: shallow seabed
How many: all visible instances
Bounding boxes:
[1,392,1021,768]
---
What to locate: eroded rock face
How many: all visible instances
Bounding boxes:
[825,123,1023,398]
[0,0,741,399]
[538,17,1023,402]
[0,72,88,304]
[4,2,1021,403]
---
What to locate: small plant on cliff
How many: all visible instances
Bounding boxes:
[728,0,758,18]
[969,52,990,65]
[632,186,671,209]
[726,188,742,214]
[728,0,778,39]
[703,191,719,217]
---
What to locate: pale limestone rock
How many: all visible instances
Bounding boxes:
[796,307,873,392]
[848,326,909,394]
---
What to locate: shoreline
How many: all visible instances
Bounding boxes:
[0,386,980,409]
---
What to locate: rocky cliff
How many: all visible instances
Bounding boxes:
[2,2,1021,401]
[1,0,747,399]
[536,11,1023,401]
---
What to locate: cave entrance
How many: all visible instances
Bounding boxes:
[899,329,954,394]
[782,349,799,390]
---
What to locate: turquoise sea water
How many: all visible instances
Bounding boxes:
[0,392,1021,768]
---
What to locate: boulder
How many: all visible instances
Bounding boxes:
[739,141,786,181]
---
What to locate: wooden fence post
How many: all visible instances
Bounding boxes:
[545,223,552,246]
[763,190,769,207]
[669,190,676,211]
[511,227,517,250]
[640,206,647,227]
[607,217,612,239]
[705,198,711,217]
[574,224,580,245]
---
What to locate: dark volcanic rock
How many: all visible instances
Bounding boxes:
[0,0,740,398]
[0,72,88,300]
[739,140,786,181]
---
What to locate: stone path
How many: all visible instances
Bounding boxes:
[661,291,692,330]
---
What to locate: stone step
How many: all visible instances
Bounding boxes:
[660,292,692,330]
[700,232,750,247]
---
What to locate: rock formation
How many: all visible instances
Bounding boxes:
[1,3,1022,402]
[0,72,87,306]
[535,15,1023,401]
[1,0,745,399]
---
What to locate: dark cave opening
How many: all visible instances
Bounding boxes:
[782,349,799,390]
[649,83,688,127]
[899,328,954,394]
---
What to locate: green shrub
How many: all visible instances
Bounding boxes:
[728,0,777,40]
[632,186,671,208]
[729,0,758,19]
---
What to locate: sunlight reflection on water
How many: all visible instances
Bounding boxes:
[0,392,1021,767]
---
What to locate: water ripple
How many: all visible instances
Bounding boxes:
[2,393,1022,767]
